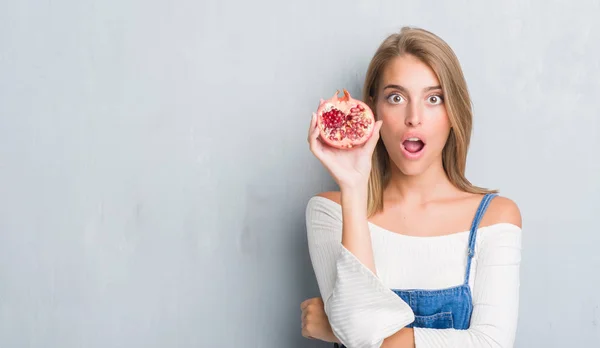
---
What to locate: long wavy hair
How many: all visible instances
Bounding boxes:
[363,27,497,217]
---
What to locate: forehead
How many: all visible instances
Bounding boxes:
[380,55,440,90]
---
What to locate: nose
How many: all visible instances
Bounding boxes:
[404,101,423,127]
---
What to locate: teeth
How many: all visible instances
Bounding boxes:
[407,137,420,141]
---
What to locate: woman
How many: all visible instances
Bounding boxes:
[301,27,522,348]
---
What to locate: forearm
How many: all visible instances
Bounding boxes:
[340,184,376,274]
[306,195,415,348]
[381,328,415,348]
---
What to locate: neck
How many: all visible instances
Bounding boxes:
[385,158,457,204]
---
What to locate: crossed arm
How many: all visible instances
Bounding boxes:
[303,194,523,348]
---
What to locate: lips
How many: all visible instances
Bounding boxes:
[401,135,426,159]
[402,137,425,153]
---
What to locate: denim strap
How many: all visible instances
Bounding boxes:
[464,193,497,285]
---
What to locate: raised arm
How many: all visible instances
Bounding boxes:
[306,195,414,348]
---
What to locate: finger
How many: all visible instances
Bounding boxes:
[306,296,322,306]
[365,120,383,151]
[307,112,318,141]
[309,123,324,156]
[310,114,320,141]
[307,114,322,150]
[302,324,314,339]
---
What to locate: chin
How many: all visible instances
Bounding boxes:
[389,155,427,176]
[390,142,444,177]
[397,163,429,176]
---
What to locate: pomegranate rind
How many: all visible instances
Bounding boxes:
[316,89,375,149]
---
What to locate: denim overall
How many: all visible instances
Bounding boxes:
[334,193,497,347]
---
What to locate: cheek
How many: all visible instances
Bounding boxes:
[428,108,452,146]
[376,103,404,127]
[377,109,405,144]
[434,112,451,131]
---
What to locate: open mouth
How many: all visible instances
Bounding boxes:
[402,137,425,154]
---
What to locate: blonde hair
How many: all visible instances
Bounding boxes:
[363,26,497,217]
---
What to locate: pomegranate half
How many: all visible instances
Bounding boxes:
[316,89,375,149]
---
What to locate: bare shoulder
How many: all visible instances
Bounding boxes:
[316,191,342,205]
[482,195,522,229]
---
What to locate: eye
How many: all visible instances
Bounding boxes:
[386,93,405,104]
[428,94,444,105]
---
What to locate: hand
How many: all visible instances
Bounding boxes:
[301,297,340,343]
[307,112,383,191]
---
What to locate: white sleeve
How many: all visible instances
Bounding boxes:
[305,197,414,348]
[413,224,522,348]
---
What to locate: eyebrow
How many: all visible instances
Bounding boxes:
[383,84,442,93]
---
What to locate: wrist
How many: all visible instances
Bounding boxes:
[340,184,368,224]
[339,181,369,199]
[340,185,368,210]
[381,327,414,348]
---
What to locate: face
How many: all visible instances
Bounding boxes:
[374,54,452,176]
